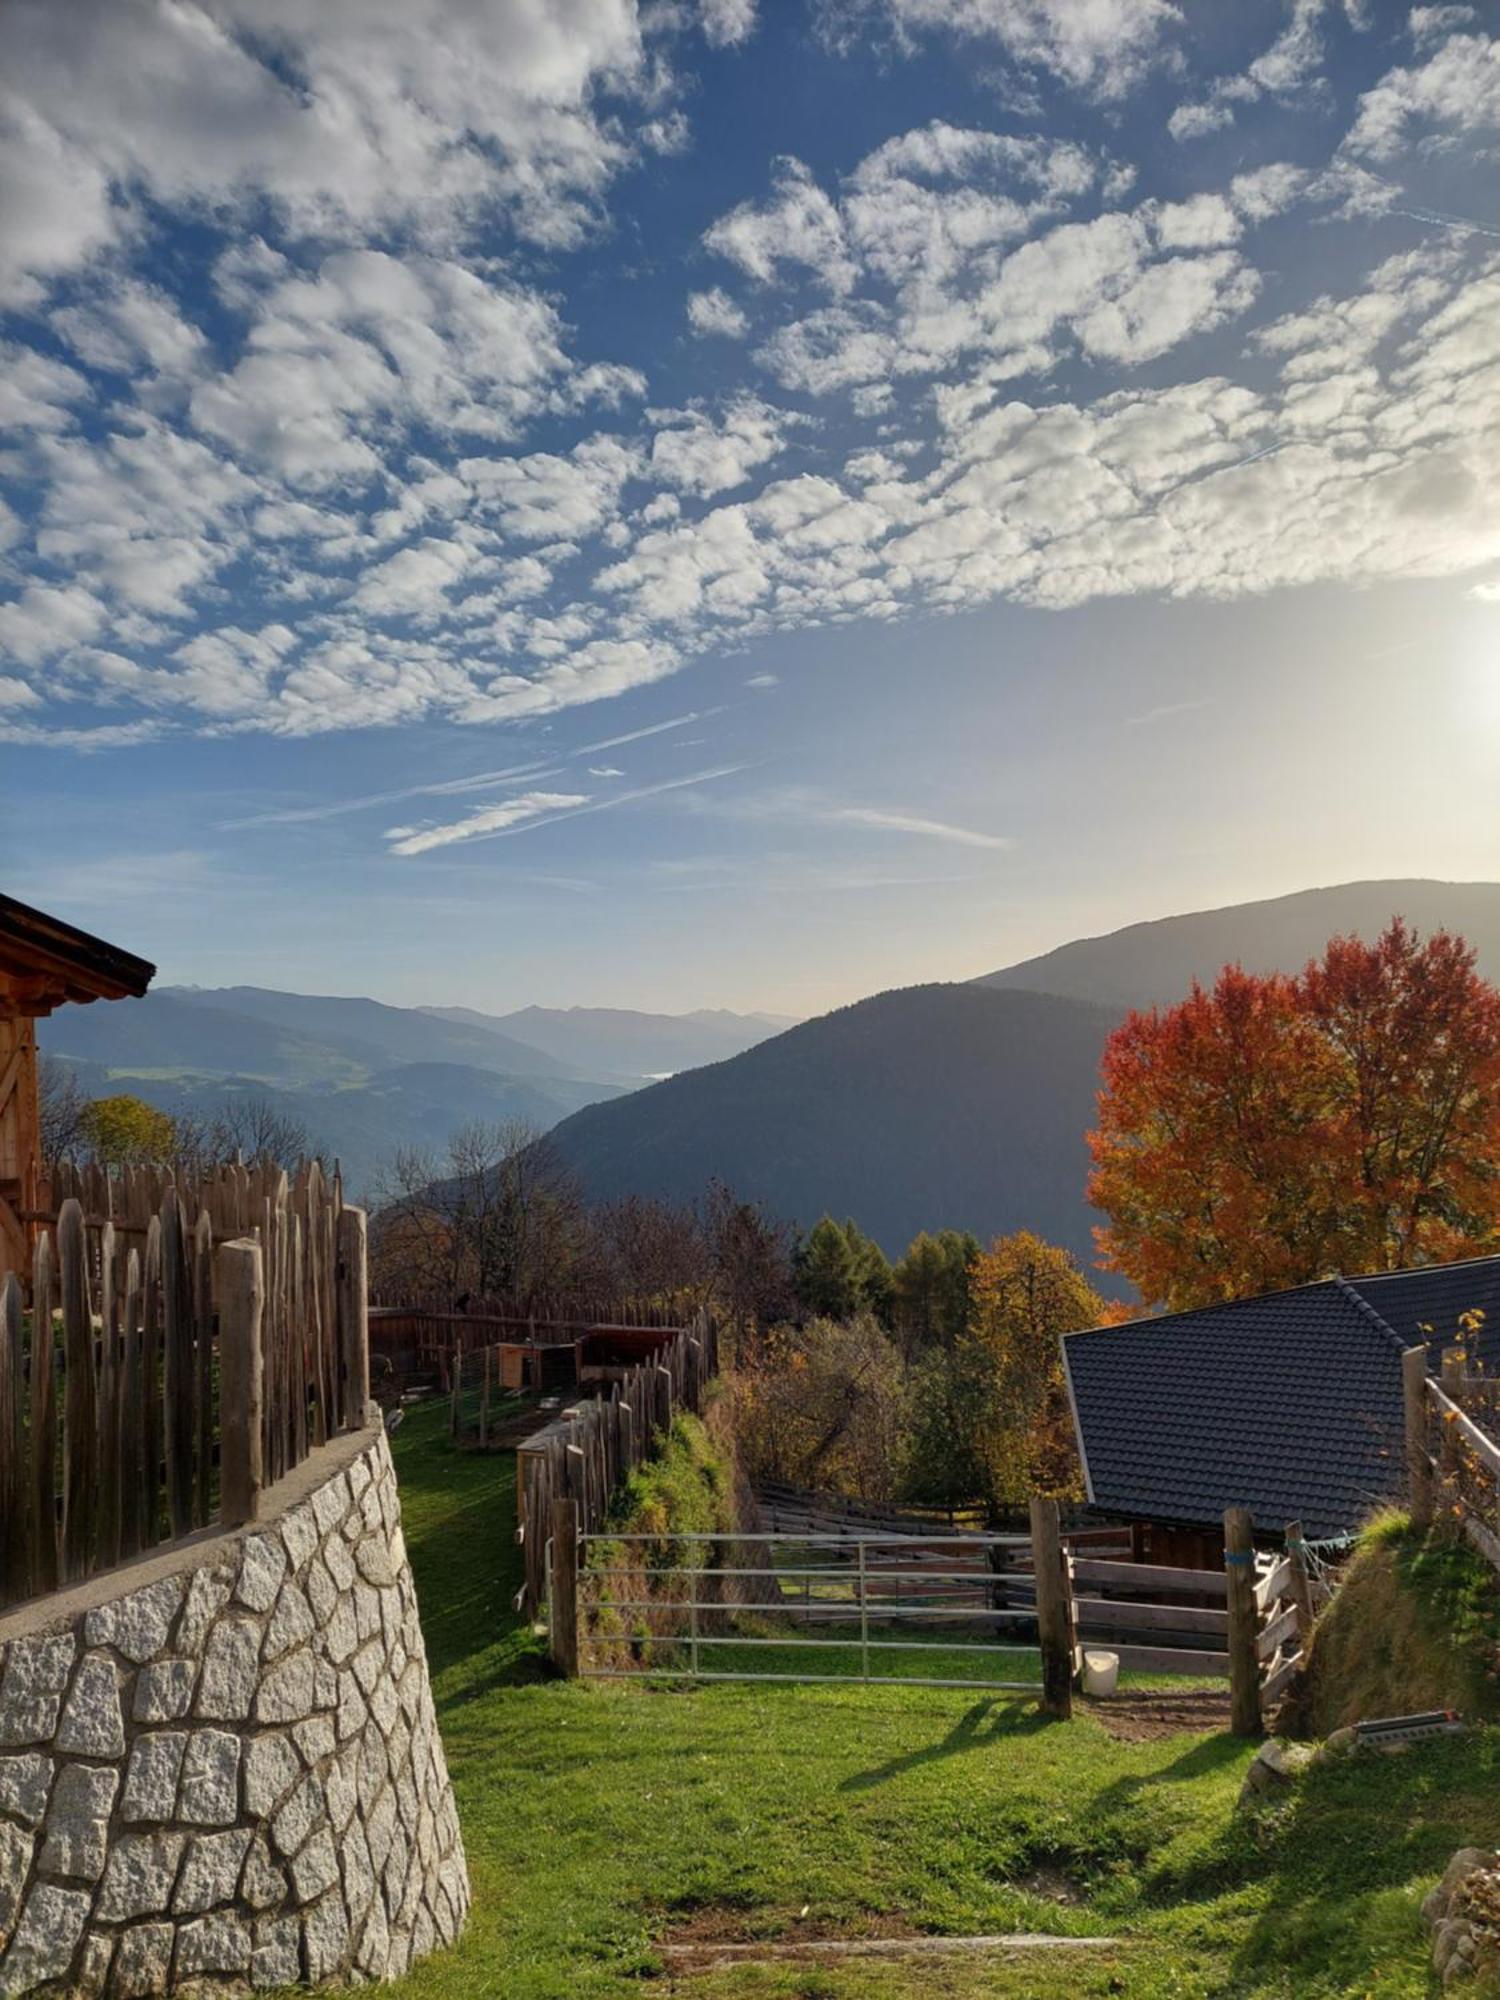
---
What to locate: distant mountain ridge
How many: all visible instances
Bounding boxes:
[542,984,1120,1272]
[979,879,1500,1012]
[543,877,1500,1281]
[422,1003,794,1080]
[39,879,1500,1272]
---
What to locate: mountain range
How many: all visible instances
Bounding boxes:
[540,878,1500,1276]
[40,878,1500,1273]
[38,987,788,1197]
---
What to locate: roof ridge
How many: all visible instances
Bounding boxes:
[1331,1273,1411,1355]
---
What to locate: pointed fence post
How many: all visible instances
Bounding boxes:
[1404,1344,1434,1531]
[550,1496,580,1679]
[218,1238,264,1528]
[1224,1506,1262,1738]
[335,1205,369,1431]
[1029,1495,1073,1719]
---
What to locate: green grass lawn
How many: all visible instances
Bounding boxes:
[385,1399,1500,2000]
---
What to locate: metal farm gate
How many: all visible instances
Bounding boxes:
[570,1527,1045,1690]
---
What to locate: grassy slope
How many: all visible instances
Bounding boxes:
[1299,1511,1500,1735]
[387,1402,1500,2000]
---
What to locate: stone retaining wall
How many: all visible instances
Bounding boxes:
[0,1421,468,1995]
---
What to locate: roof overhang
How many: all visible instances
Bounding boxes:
[0,894,155,1017]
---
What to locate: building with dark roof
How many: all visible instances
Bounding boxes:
[0,894,155,1270]
[1061,1256,1500,1561]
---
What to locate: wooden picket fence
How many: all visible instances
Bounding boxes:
[512,1311,719,1617]
[0,1159,369,1612]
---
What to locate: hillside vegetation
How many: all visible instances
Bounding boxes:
[543,984,1119,1267]
[1295,1515,1500,1736]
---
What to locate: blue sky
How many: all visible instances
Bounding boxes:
[2,0,1498,1014]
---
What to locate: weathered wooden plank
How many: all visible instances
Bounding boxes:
[161,1190,195,1539]
[1256,1600,1300,1663]
[218,1238,264,1528]
[335,1204,369,1432]
[97,1220,122,1570]
[1460,1511,1500,1578]
[1075,1597,1228,1636]
[117,1248,143,1564]
[1,1272,27,1605]
[193,1208,214,1528]
[59,1200,97,1582]
[1071,1558,1228,1600]
[139,1218,162,1552]
[30,1230,58,1595]
[1225,1506,1262,1738]
[1260,1649,1303,1706]
[1254,1556,1293,1609]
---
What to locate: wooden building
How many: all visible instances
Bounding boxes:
[1062,1253,1500,1561]
[0,894,154,1269]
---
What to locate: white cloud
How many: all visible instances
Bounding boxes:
[704,157,858,293]
[700,0,757,47]
[587,763,624,775]
[686,287,749,337]
[829,806,1012,848]
[1468,579,1500,600]
[387,790,589,855]
[0,0,651,305]
[1344,30,1500,159]
[1169,99,1235,142]
[460,434,640,541]
[847,0,1183,101]
[648,398,788,497]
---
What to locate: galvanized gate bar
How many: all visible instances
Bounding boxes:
[568,1526,1048,1691]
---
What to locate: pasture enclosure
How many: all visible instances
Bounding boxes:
[511,1310,719,1616]
[547,1491,1322,1728]
[0,1156,369,1608]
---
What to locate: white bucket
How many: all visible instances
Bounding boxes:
[1082,1649,1120,1697]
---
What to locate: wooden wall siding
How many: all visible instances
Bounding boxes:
[0,1009,40,1275]
[512,1312,719,1618]
[0,1159,369,1612]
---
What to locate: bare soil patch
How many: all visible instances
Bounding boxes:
[1082,1689,1231,1741]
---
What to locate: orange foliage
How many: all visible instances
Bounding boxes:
[1089,921,1500,1310]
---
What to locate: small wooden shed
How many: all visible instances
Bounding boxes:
[0,893,155,1269]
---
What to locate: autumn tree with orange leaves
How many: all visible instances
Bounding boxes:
[1089,921,1500,1311]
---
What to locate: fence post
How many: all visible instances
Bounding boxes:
[218,1238,265,1528]
[1405,1344,1434,1531]
[550,1496,580,1678]
[58,1200,97,1582]
[858,1539,870,1682]
[1284,1520,1317,1653]
[450,1344,461,1440]
[335,1205,370,1431]
[1029,1495,1073,1719]
[1224,1506,1261,1738]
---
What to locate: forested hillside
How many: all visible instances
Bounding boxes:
[543,984,1118,1266]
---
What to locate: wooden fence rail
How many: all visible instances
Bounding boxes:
[1,1160,369,1611]
[1407,1342,1500,1572]
[514,1311,719,1618]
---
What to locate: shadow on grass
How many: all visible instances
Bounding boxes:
[839,1696,1053,1792]
[1220,1735,1500,1990]
[1089,1731,1249,1822]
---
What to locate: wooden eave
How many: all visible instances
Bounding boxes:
[0,893,155,1017]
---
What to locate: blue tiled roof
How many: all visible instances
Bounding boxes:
[1349,1257,1500,1366]
[1061,1258,1500,1541]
